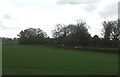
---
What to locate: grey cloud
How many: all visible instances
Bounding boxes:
[0,24,6,29]
[98,2,118,19]
[0,21,7,29]
[80,4,97,12]
[57,0,118,19]
[118,1,120,18]
[3,14,18,20]
[56,0,102,12]
[56,0,103,5]
[3,14,11,19]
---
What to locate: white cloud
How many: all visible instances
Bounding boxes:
[0,0,119,38]
[12,0,29,3]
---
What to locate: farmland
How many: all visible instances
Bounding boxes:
[2,45,118,75]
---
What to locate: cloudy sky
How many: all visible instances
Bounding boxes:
[0,0,119,38]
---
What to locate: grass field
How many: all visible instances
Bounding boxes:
[2,45,118,75]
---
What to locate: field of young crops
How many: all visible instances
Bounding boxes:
[2,45,118,75]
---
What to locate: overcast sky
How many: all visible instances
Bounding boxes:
[0,0,119,38]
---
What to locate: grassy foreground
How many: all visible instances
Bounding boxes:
[2,45,118,75]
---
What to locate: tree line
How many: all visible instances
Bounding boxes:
[1,19,120,48]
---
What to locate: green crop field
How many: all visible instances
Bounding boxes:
[2,45,118,75]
